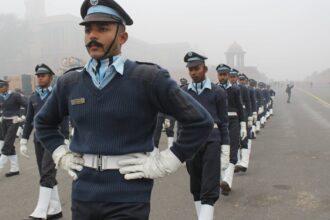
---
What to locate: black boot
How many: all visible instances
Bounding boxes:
[5,171,20,177]
[220,182,231,196]
[23,217,43,220]
[47,212,63,219]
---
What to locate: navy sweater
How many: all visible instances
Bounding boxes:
[218,84,245,122]
[255,88,265,108]
[0,92,27,117]
[35,60,213,203]
[239,84,252,119]
[22,92,70,140]
[182,83,230,145]
[249,87,258,113]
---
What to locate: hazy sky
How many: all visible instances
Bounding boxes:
[1,0,330,80]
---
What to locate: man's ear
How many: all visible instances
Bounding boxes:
[118,31,128,45]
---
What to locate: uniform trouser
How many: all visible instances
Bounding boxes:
[258,107,266,121]
[71,200,150,220]
[241,127,253,149]
[186,141,220,206]
[229,118,240,165]
[287,93,291,102]
[34,138,57,188]
[153,114,175,147]
[257,107,263,121]
[0,119,19,156]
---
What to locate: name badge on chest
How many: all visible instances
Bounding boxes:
[71,98,86,106]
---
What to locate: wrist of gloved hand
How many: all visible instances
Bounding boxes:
[240,122,247,138]
[18,116,26,123]
[221,145,230,168]
[52,145,84,180]
[221,145,230,155]
[64,139,70,146]
[164,119,171,129]
[20,138,28,145]
[20,139,29,158]
[248,117,253,127]
[118,148,182,180]
[253,112,258,122]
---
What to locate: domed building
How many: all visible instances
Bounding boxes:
[225,42,267,81]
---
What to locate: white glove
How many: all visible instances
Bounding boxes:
[253,112,258,123]
[52,145,84,180]
[118,148,182,180]
[248,117,253,128]
[16,126,23,137]
[240,122,247,139]
[0,117,2,123]
[64,139,70,146]
[13,116,26,124]
[258,106,264,114]
[221,145,230,170]
[20,139,29,158]
[70,128,75,137]
[163,119,171,129]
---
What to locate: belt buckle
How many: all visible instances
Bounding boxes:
[97,154,103,172]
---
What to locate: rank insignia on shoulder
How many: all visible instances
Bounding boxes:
[71,98,86,106]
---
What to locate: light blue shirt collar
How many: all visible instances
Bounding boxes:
[188,78,212,95]
[85,55,126,90]
[219,81,232,90]
[0,90,12,100]
[36,86,53,100]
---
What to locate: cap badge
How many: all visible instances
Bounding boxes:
[90,0,99,6]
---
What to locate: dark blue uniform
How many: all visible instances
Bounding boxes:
[0,92,27,156]
[182,82,229,206]
[255,88,265,122]
[218,83,245,165]
[22,91,69,188]
[35,60,213,219]
[238,84,252,150]
[249,86,258,116]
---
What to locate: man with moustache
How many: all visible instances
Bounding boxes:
[34,0,213,219]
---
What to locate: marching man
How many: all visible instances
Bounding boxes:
[235,74,255,173]
[21,64,69,220]
[217,66,246,196]
[35,0,213,219]
[182,52,229,220]
[0,79,27,177]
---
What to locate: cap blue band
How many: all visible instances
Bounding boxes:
[87,5,124,24]
[217,67,230,71]
[187,57,203,62]
[37,67,50,73]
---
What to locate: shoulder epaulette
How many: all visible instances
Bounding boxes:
[63,66,84,75]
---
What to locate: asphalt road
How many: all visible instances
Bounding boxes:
[1,86,330,220]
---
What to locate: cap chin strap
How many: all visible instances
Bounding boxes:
[100,23,120,60]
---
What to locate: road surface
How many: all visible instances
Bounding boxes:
[1,85,330,220]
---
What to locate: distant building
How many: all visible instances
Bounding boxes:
[225,42,267,81]
[1,0,192,81]
[4,74,36,95]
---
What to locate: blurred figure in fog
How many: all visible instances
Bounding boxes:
[286,83,294,103]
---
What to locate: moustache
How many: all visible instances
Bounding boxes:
[85,39,104,48]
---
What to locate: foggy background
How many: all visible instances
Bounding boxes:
[1,0,330,81]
